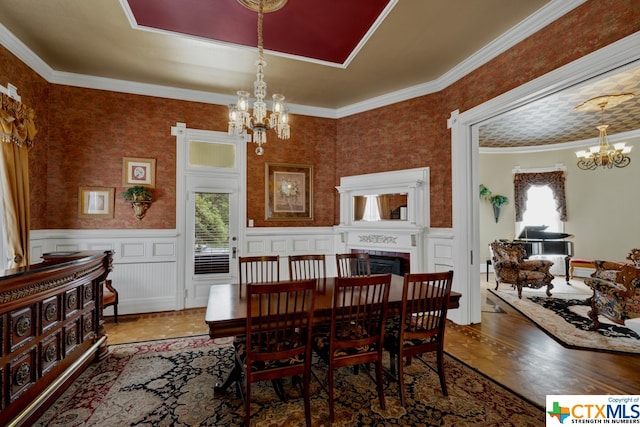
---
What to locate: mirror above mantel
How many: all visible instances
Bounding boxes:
[353,193,408,222]
[336,167,429,229]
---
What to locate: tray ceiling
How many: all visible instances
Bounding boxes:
[0,0,638,148]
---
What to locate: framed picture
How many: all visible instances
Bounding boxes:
[265,163,313,220]
[123,157,156,187]
[78,187,114,218]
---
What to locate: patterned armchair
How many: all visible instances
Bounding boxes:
[490,240,554,299]
[583,249,640,330]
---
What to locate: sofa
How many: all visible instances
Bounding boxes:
[490,240,554,299]
[583,249,640,331]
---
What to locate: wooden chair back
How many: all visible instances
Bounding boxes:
[242,279,316,426]
[386,270,454,406]
[288,254,327,292]
[313,273,391,422]
[238,255,280,298]
[335,252,371,277]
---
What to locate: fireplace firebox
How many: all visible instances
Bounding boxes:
[351,249,410,276]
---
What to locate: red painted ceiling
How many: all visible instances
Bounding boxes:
[127,0,392,65]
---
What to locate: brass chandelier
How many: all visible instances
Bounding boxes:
[228,0,290,155]
[574,94,634,170]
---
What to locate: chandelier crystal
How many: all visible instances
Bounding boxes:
[574,94,634,170]
[228,0,290,155]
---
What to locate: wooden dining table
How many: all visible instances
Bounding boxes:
[205,274,462,339]
[205,274,461,393]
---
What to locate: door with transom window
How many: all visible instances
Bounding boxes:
[173,124,246,309]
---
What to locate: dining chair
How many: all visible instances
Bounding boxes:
[312,273,391,423]
[335,252,371,277]
[234,279,316,427]
[238,255,280,298]
[289,254,327,292]
[384,270,454,406]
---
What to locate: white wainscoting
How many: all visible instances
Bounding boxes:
[426,228,454,272]
[244,227,338,278]
[30,229,178,316]
[30,226,459,318]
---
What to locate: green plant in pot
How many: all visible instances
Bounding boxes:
[479,184,508,223]
[122,186,152,220]
[479,184,492,201]
[490,194,509,223]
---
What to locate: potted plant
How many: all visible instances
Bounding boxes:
[479,184,508,222]
[122,186,153,220]
[479,184,492,202]
[489,194,509,223]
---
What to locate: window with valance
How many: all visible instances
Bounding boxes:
[0,88,37,268]
[513,171,567,222]
[1,92,37,146]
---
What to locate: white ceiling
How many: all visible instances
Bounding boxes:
[1,0,638,148]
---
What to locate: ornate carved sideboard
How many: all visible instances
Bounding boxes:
[0,251,113,426]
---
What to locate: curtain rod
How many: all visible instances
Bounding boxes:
[512,163,566,174]
[0,83,21,102]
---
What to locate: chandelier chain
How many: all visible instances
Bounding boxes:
[228,0,290,155]
[257,0,264,60]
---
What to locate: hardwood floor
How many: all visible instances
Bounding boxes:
[104,274,640,408]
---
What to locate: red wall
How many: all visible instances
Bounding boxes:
[39,83,335,229]
[1,0,638,231]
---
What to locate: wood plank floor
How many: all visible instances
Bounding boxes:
[104,274,640,408]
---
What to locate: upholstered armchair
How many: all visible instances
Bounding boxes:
[584,250,640,330]
[490,240,554,299]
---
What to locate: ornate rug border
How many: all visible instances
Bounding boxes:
[488,288,639,356]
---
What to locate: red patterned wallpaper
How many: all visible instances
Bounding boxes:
[42,86,336,229]
[1,0,638,230]
[336,0,639,228]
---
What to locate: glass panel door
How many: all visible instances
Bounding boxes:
[193,192,230,275]
[184,179,239,308]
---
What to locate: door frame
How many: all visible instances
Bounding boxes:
[449,33,640,325]
[172,123,247,309]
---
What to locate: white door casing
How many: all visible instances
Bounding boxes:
[172,123,247,309]
[449,33,640,325]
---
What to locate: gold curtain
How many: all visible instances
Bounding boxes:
[376,194,392,220]
[0,92,37,268]
[353,196,366,221]
[513,171,567,222]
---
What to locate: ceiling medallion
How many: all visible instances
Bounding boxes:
[229,0,291,155]
[237,0,287,13]
[574,93,634,170]
[574,93,634,112]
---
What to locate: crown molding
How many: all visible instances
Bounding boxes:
[336,0,587,117]
[0,0,586,119]
[480,128,640,154]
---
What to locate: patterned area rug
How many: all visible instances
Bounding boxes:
[489,283,640,354]
[35,336,544,426]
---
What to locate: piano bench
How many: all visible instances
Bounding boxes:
[569,258,595,279]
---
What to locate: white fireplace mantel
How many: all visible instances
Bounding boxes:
[335,167,430,271]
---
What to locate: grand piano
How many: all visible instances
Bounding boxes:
[514,225,574,283]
